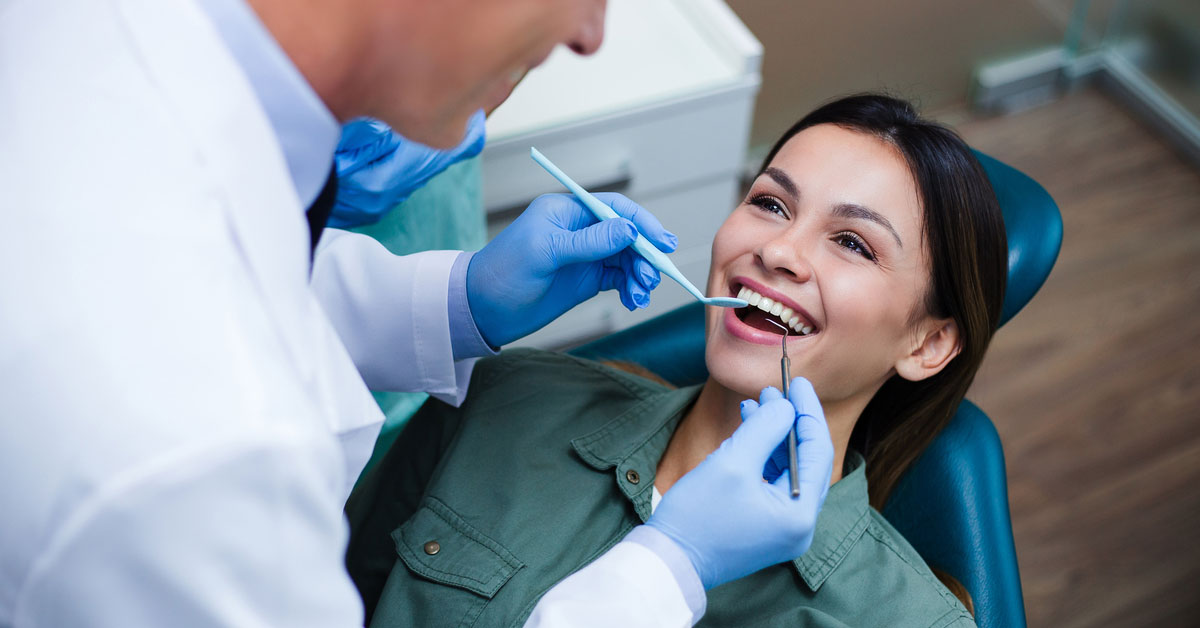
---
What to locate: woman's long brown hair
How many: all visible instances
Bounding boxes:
[760,94,1008,511]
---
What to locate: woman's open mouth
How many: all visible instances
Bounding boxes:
[722,280,820,346]
[735,286,815,335]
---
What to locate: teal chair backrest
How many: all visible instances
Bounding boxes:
[571,151,1062,628]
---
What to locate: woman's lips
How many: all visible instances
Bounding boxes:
[722,306,816,346]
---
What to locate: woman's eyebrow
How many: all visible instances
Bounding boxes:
[763,167,799,200]
[832,202,903,247]
[762,167,903,247]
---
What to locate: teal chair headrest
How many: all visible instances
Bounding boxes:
[973,150,1062,326]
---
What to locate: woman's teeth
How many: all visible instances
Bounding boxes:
[736,287,814,335]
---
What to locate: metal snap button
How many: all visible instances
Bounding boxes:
[625,469,640,485]
[423,540,441,556]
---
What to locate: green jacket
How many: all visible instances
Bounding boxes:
[346,349,976,628]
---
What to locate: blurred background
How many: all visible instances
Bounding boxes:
[358,1,1200,625]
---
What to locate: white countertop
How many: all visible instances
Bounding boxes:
[486,0,758,141]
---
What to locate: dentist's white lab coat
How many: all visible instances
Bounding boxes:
[0,0,696,626]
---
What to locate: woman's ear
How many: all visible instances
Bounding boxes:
[896,318,961,382]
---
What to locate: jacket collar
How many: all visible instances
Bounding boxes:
[570,385,700,522]
[570,383,871,592]
[790,451,871,591]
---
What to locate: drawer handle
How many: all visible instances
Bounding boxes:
[486,174,633,222]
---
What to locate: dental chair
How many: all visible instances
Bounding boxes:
[570,151,1062,628]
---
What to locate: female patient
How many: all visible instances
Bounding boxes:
[344,94,1006,627]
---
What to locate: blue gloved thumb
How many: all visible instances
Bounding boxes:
[551,218,638,267]
[788,376,834,505]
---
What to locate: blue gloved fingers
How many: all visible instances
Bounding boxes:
[337,118,398,158]
[793,413,834,506]
[333,113,490,229]
[725,396,796,471]
[632,256,661,292]
[594,264,641,311]
[613,253,656,310]
[753,387,789,482]
[465,193,673,347]
[549,217,638,267]
[787,377,823,420]
[739,398,760,421]
[758,386,784,405]
[788,377,835,504]
[623,273,650,310]
[741,394,788,482]
[337,119,403,173]
[456,109,487,160]
[592,193,678,253]
[762,451,787,484]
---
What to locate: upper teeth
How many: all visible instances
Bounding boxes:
[737,286,814,335]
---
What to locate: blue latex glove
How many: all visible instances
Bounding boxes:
[465,193,678,348]
[645,377,835,590]
[756,381,825,484]
[329,110,487,228]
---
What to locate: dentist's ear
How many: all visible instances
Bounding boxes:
[895,318,961,382]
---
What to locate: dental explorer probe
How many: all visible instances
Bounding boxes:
[765,318,801,498]
[530,147,747,309]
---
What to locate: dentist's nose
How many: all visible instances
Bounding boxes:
[759,231,814,284]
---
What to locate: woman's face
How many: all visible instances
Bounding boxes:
[704,124,934,407]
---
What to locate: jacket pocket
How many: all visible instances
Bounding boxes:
[392,496,523,599]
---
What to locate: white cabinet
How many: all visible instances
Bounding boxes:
[482,0,762,349]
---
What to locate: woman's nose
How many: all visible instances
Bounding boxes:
[565,1,606,56]
[759,231,814,283]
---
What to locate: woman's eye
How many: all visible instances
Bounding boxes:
[749,194,786,216]
[834,232,876,262]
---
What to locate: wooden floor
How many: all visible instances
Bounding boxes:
[952,88,1200,627]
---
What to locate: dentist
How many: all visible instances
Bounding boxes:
[0,0,832,626]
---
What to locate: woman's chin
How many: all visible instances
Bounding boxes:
[704,351,781,402]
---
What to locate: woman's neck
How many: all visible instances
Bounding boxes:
[656,378,862,495]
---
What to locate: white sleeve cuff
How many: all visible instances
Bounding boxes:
[310,231,474,406]
[624,525,707,620]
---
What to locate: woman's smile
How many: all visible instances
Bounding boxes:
[723,276,821,346]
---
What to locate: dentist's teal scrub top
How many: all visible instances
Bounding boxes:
[345,349,976,628]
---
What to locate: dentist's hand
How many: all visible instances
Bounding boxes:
[645,378,835,590]
[466,193,677,348]
[754,382,828,485]
[329,110,486,228]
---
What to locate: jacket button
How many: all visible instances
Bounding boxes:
[423,540,441,555]
[625,469,640,485]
